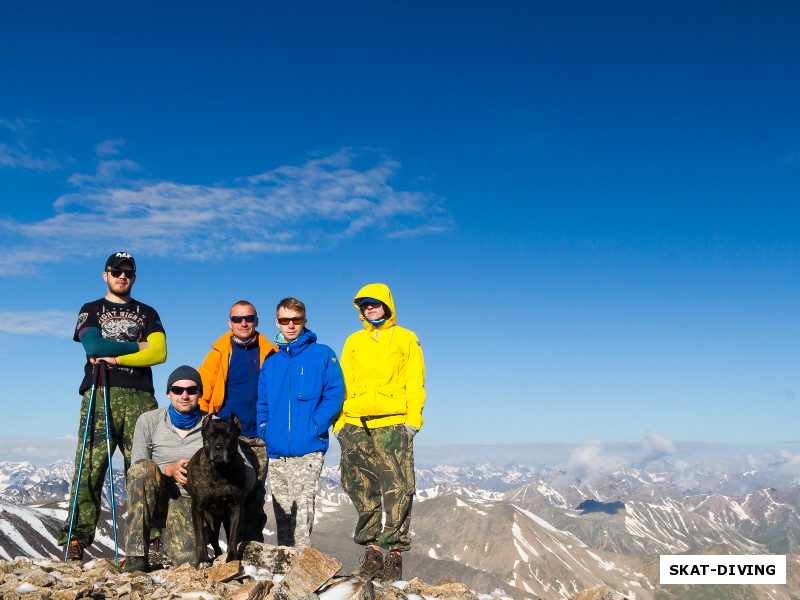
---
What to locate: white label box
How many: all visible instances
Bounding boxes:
[660,555,786,585]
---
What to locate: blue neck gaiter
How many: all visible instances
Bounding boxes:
[168,404,202,430]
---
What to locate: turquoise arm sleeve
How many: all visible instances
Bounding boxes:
[79,327,139,358]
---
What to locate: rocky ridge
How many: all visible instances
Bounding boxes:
[0,542,625,600]
[3,459,799,598]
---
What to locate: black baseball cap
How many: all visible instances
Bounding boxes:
[105,252,136,271]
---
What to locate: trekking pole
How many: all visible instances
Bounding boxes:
[100,360,120,566]
[64,361,100,561]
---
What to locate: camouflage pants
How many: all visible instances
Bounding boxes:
[58,386,158,547]
[338,423,415,552]
[238,435,269,544]
[125,459,196,566]
[268,451,324,549]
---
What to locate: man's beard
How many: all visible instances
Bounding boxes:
[108,280,132,296]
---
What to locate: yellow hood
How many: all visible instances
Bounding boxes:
[353,283,397,329]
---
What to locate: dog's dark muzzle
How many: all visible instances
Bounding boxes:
[207,445,233,464]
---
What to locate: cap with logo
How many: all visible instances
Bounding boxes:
[105,252,136,271]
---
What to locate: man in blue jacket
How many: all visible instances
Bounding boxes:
[257,297,344,549]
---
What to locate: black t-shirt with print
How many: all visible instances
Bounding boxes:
[74,297,166,395]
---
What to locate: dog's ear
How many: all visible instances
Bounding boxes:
[202,414,213,432]
[231,413,242,435]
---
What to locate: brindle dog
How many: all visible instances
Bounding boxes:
[185,414,247,566]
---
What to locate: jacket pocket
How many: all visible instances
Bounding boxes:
[298,368,322,403]
[374,387,407,416]
[345,384,408,417]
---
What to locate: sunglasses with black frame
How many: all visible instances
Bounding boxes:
[106,268,136,278]
[230,315,257,323]
[169,385,200,395]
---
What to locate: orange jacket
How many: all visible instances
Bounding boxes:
[198,331,277,414]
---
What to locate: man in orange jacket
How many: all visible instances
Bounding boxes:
[198,299,277,543]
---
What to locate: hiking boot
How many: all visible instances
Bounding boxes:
[353,545,384,579]
[64,540,83,562]
[383,551,403,582]
[123,555,149,573]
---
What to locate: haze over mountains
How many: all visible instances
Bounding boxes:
[1,442,799,599]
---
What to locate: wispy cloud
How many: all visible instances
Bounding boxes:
[0,436,78,465]
[565,432,677,481]
[0,146,450,275]
[773,450,800,482]
[566,438,628,481]
[641,430,676,462]
[0,310,74,337]
[0,118,62,172]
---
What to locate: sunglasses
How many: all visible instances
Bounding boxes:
[230,315,257,323]
[277,316,305,325]
[170,385,200,395]
[107,268,135,278]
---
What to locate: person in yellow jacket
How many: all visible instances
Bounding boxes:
[334,283,425,583]
[197,300,277,542]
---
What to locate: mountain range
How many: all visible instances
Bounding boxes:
[1,455,799,599]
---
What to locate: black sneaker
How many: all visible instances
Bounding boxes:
[64,540,83,562]
[123,555,149,573]
[353,546,384,579]
[383,551,403,582]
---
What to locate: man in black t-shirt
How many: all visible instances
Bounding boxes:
[58,252,167,562]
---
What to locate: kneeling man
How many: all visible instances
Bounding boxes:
[124,365,255,572]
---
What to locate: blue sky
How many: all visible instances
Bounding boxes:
[1,2,799,466]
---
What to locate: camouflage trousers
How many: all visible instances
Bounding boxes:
[238,435,269,544]
[125,459,196,566]
[268,451,324,549]
[338,423,415,552]
[57,386,157,547]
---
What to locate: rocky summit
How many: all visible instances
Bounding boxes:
[0,543,546,600]
[0,542,631,600]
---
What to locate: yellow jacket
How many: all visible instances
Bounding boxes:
[198,331,277,414]
[334,283,426,432]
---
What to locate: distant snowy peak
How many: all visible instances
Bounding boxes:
[0,461,42,491]
[414,463,541,491]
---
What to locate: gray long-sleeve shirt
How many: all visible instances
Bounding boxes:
[131,408,256,498]
[130,408,205,498]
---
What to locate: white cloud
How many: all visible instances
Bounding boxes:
[774,450,800,481]
[566,438,627,481]
[0,148,450,275]
[95,138,125,158]
[0,118,61,171]
[0,310,75,337]
[641,431,676,462]
[0,436,78,465]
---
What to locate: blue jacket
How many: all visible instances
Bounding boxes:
[257,328,345,458]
